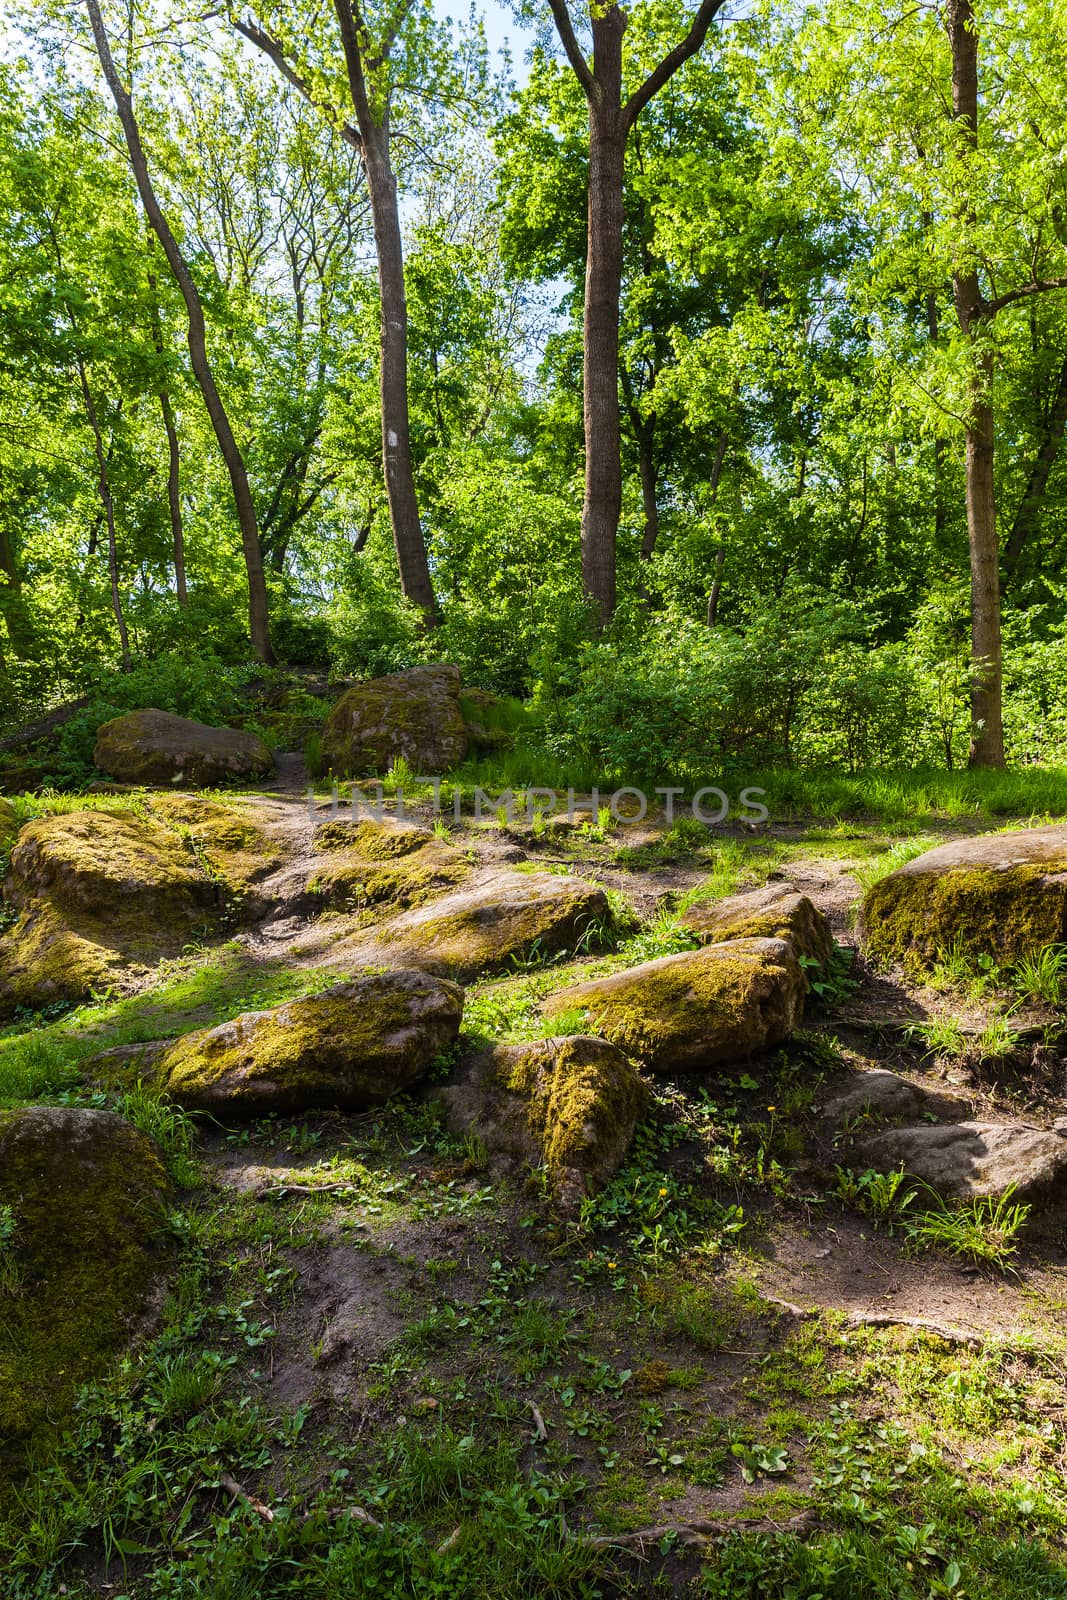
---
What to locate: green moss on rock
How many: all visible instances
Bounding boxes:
[321,665,469,777]
[308,838,470,913]
[154,969,464,1114]
[0,1106,174,1474]
[438,1035,647,1210]
[0,798,17,850]
[542,937,805,1073]
[862,827,1067,969]
[375,871,608,981]
[313,817,430,859]
[680,884,833,973]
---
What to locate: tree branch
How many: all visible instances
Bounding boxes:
[985,276,1067,317]
[546,0,596,100]
[623,0,725,128]
[230,14,363,152]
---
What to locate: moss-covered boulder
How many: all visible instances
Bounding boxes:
[680,883,833,973]
[0,797,17,849]
[308,816,469,913]
[94,708,274,787]
[438,1036,648,1210]
[321,665,469,777]
[375,871,608,980]
[154,969,464,1114]
[0,802,278,1015]
[542,937,805,1073]
[862,826,1067,969]
[0,1107,174,1468]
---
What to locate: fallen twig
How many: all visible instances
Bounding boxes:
[844,1311,981,1347]
[528,1401,548,1440]
[219,1471,274,1522]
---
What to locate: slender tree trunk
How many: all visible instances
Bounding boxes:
[948,0,1004,767]
[86,0,273,661]
[583,95,626,623]
[76,356,132,671]
[1002,352,1067,588]
[146,254,187,607]
[332,0,437,622]
[636,442,659,559]
[364,129,437,617]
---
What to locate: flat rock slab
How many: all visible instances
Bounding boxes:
[321,664,469,777]
[862,825,1067,967]
[819,1068,968,1126]
[542,937,805,1073]
[437,1035,649,1211]
[373,871,608,981]
[680,883,833,970]
[0,1107,174,1459]
[94,708,274,787]
[857,1119,1067,1215]
[308,816,469,912]
[154,969,464,1115]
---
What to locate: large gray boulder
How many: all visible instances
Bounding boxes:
[862,826,1067,968]
[857,1119,1067,1216]
[153,969,464,1115]
[94,708,274,787]
[321,664,469,777]
[542,937,806,1073]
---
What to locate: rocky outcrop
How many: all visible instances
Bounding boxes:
[0,1107,174,1463]
[321,665,469,777]
[308,816,469,912]
[94,708,274,788]
[542,937,806,1073]
[862,826,1067,969]
[680,883,833,971]
[437,1035,648,1210]
[374,871,608,980]
[819,1068,967,1127]
[0,801,279,1015]
[154,969,464,1114]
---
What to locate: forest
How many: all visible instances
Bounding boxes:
[3,0,1067,779]
[6,2,1067,1599]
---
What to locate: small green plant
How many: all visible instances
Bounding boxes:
[731,1440,790,1483]
[833,1164,917,1227]
[0,1202,21,1296]
[906,1190,1030,1270]
[1009,943,1067,1008]
[116,1081,199,1188]
[800,942,859,1006]
[904,1015,967,1062]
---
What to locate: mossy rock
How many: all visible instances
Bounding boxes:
[313,817,432,859]
[542,937,805,1073]
[375,871,608,981]
[680,884,833,974]
[94,708,274,787]
[154,969,464,1115]
[0,797,17,849]
[437,1035,648,1211]
[321,665,469,778]
[0,1106,174,1473]
[309,838,470,914]
[0,804,275,1016]
[862,826,1067,969]
[147,792,283,902]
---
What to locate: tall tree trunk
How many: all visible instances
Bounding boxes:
[637,442,659,559]
[948,0,1004,767]
[926,289,948,544]
[86,0,273,662]
[332,0,438,622]
[583,96,627,622]
[1002,351,1067,589]
[146,253,187,607]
